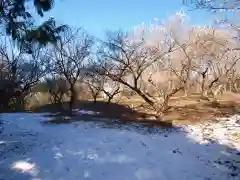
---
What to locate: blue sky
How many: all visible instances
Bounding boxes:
[38,0,214,38]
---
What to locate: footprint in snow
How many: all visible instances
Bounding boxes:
[172,148,182,155]
[140,141,148,148]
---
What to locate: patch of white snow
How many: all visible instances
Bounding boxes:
[0,113,239,180]
[74,109,100,115]
[185,114,240,149]
[11,160,37,174]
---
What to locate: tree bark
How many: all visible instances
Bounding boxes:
[200,70,208,99]
[93,95,97,103]
[154,86,184,120]
[107,96,113,103]
[69,85,76,110]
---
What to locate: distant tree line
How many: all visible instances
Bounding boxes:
[1,0,240,121]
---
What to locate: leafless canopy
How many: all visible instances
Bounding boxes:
[48,28,94,109]
[96,30,183,118]
[183,0,240,10]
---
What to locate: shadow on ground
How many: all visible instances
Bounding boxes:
[0,113,239,180]
[32,99,240,126]
[33,100,173,128]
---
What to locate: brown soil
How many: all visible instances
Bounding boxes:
[32,92,240,126]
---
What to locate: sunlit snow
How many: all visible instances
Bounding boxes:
[0,113,239,180]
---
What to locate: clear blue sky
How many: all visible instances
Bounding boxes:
[39,0,213,38]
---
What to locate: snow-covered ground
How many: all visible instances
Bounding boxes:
[0,112,239,180]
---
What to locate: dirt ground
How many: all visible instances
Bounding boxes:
[117,92,240,124]
[32,92,240,126]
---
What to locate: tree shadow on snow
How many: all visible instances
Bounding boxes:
[34,100,174,128]
[0,112,239,180]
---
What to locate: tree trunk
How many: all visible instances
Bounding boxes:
[184,86,189,97]
[184,60,192,97]
[212,84,224,102]
[117,79,154,107]
[228,82,232,92]
[107,96,113,103]
[200,68,208,97]
[93,95,97,103]
[69,86,76,110]
[164,86,183,111]
[154,86,184,120]
[133,88,154,107]
[155,110,163,120]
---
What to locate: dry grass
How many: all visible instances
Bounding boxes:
[117,92,240,124]
[32,92,240,126]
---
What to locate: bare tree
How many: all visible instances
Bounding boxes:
[49,28,93,109]
[188,27,240,101]
[97,30,181,119]
[0,36,47,111]
[84,61,121,103]
[97,12,238,118]
[184,0,240,47]
[46,76,69,105]
[102,78,121,103]
[84,67,104,103]
[183,0,240,10]
[205,49,240,100]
